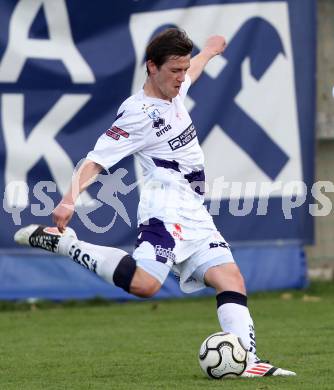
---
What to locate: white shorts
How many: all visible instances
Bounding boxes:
[132,218,235,293]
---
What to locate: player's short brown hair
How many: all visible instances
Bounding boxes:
[145,28,193,74]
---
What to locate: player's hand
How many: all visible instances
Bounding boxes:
[52,199,75,233]
[203,35,227,57]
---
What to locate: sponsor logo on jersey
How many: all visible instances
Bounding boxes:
[106,126,129,140]
[168,123,197,150]
[156,124,171,137]
[154,244,176,264]
[209,241,230,249]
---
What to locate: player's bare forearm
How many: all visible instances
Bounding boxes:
[187,35,227,84]
[53,159,103,231]
[63,159,103,204]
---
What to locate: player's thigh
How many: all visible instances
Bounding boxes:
[189,231,245,294]
[178,232,233,293]
[131,218,175,296]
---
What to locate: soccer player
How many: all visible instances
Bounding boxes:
[15,28,295,378]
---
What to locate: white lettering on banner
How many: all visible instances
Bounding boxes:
[31,181,56,216]
[256,181,283,215]
[309,181,334,217]
[2,181,29,224]
[229,182,256,216]
[209,176,229,215]
[0,0,95,83]
[281,181,307,220]
[2,93,92,207]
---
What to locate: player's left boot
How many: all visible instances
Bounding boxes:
[14,225,77,253]
[241,355,296,378]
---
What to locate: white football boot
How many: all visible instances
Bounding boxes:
[14,225,77,253]
[241,353,296,378]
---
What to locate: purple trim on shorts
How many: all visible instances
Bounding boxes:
[135,218,176,264]
[152,158,181,172]
[184,169,205,195]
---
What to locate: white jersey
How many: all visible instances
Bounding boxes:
[87,75,215,238]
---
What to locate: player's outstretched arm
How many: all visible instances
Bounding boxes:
[187,35,227,84]
[53,159,103,232]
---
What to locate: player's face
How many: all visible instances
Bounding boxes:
[151,55,191,100]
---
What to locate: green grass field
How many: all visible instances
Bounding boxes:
[0,282,333,390]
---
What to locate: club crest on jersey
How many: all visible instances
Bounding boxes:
[149,108,166,129]
[106,126,129,140]
[141,104,167,129]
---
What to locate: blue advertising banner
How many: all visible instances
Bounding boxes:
[0,0,315,298]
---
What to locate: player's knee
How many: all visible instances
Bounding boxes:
[224,266,245,292]
[232,270,246,292]
[205,263,246,294]
[130,269,162,298]
[227,264,243,281]
[136,281,161,298]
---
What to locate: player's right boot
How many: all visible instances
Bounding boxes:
[241,356,296,378]
[14,225,77,253]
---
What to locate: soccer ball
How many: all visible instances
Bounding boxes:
[198,332,248,379]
